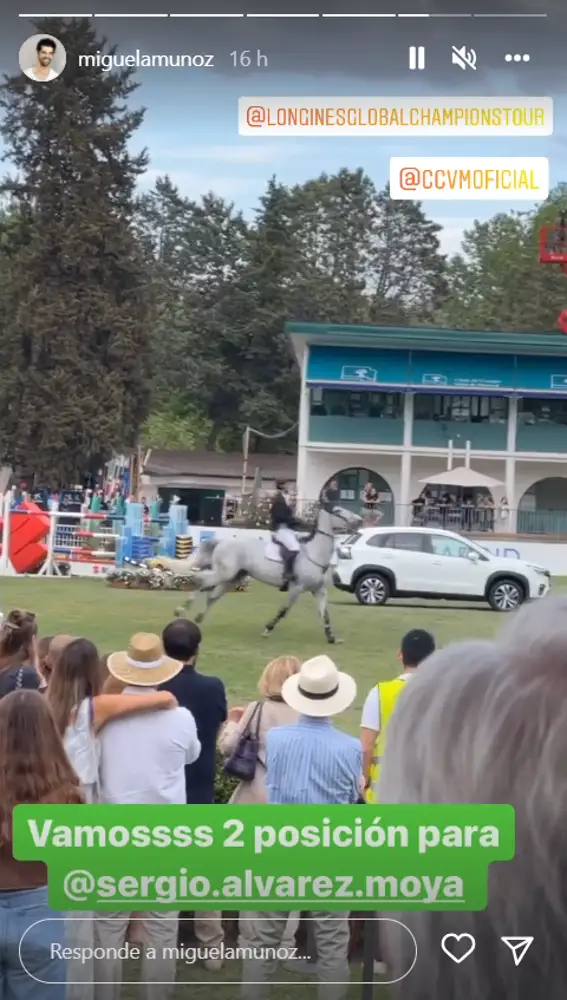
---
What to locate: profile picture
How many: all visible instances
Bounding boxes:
[19,34,66,82]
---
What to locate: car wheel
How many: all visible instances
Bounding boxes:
[487,578,525,612]
[355,573,390,606]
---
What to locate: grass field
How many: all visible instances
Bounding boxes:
[0,575,543,732]
[5,576,558,997]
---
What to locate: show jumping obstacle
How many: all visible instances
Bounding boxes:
[0,492,194,578]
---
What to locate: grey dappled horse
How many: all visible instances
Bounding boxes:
[160,504,362,643]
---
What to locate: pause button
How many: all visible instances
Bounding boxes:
[409,46,425,70]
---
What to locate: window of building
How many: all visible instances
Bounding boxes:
[413,395,508,423]
[310,389,403,419]
[517,398,567,426]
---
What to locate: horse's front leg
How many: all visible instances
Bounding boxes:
[313,585,341,644]
[262,583,301,637]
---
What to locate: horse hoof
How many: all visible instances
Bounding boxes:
[174,607,186,618]
[262,629,271,637]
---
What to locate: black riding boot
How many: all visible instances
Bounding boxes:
[279,551,297,592]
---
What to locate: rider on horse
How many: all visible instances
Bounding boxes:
[271,480,300,591]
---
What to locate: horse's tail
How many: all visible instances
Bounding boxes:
[193,538,219,569]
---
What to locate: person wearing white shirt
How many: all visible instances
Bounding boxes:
[24,37,61,82]
[93,634,201,1000]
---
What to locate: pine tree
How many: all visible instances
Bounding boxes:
[0,18,153,483]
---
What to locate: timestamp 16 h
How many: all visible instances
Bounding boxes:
[230,50,269,68]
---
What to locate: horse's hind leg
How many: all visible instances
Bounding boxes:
[313,585,341,644]
[174,569,223,618]
[262,584,301,637]
[193,581,230,626]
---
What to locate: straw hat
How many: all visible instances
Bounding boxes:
[107,633,183,688]
[281,654,356,718]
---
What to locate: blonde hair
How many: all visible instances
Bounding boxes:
[258,656,300,698]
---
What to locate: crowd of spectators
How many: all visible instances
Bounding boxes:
[0,594,560,1000]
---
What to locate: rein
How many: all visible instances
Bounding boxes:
[303,509,352,571]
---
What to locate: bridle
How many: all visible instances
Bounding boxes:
[304,505,359,570]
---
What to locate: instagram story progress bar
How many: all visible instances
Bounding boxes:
[409,46,425,71]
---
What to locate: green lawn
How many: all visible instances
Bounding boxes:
[5,576,559,997]
[0,575,544,732]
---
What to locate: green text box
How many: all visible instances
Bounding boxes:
[13,804,515,911]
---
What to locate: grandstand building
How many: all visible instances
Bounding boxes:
[289,322,567,533]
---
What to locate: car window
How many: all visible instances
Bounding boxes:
[380,533,428,552]
[366,534,386,547]
[430,535,473,558]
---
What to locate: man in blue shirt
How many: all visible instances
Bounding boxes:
[240,654,362,1000]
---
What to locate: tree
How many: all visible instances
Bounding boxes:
[439,186,567,333]
[139,169,448,452]
[0,18,153,483]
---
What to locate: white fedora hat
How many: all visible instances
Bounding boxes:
[107,633,183,688]
[281,654,356,718]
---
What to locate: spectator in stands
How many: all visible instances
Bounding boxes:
[0,611,43,696]
[221,656,301,971]
[239,655,361,1000]
[363,481,378,511]
[93,634,200,998]
[360,629,436,803]
[160,618,227,971]
[379,601,567,999]
[0,689,83,1000]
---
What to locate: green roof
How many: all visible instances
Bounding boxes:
[285,322,567,357]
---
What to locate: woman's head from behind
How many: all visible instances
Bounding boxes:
[0,689,82,843]
[0,609,37,666]
[258,656,301,699]
[380,612,567,1000]
[47,638,101,735]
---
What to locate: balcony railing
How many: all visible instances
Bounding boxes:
[229,497,567,538]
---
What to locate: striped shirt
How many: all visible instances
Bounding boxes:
[265,716,362,805]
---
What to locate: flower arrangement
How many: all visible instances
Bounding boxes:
[107,564,249,592]
[107,565,196,590]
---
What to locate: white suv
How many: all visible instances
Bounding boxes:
[333,526,551,612]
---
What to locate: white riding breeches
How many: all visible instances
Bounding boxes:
[274,526,300,552]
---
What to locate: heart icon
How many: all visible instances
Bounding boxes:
[441,933,476,964]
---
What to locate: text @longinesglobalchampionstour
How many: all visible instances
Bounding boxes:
[78,51,215,70]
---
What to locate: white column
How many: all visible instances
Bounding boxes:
[507,396,517,454]
[398,393,414,524]
[505,397,517,532]
[296,350,310,504]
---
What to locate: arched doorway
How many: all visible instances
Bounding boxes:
[518,477,567,535]
[323,468,395,525]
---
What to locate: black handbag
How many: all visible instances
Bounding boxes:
[223,701,264,782]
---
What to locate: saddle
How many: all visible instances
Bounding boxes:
[265,536,285,563]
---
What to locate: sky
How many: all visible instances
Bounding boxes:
[2,0,566,257]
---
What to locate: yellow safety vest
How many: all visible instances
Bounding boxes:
[365,677,408,803]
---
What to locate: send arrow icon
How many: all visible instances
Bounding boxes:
[501,937,534,966]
